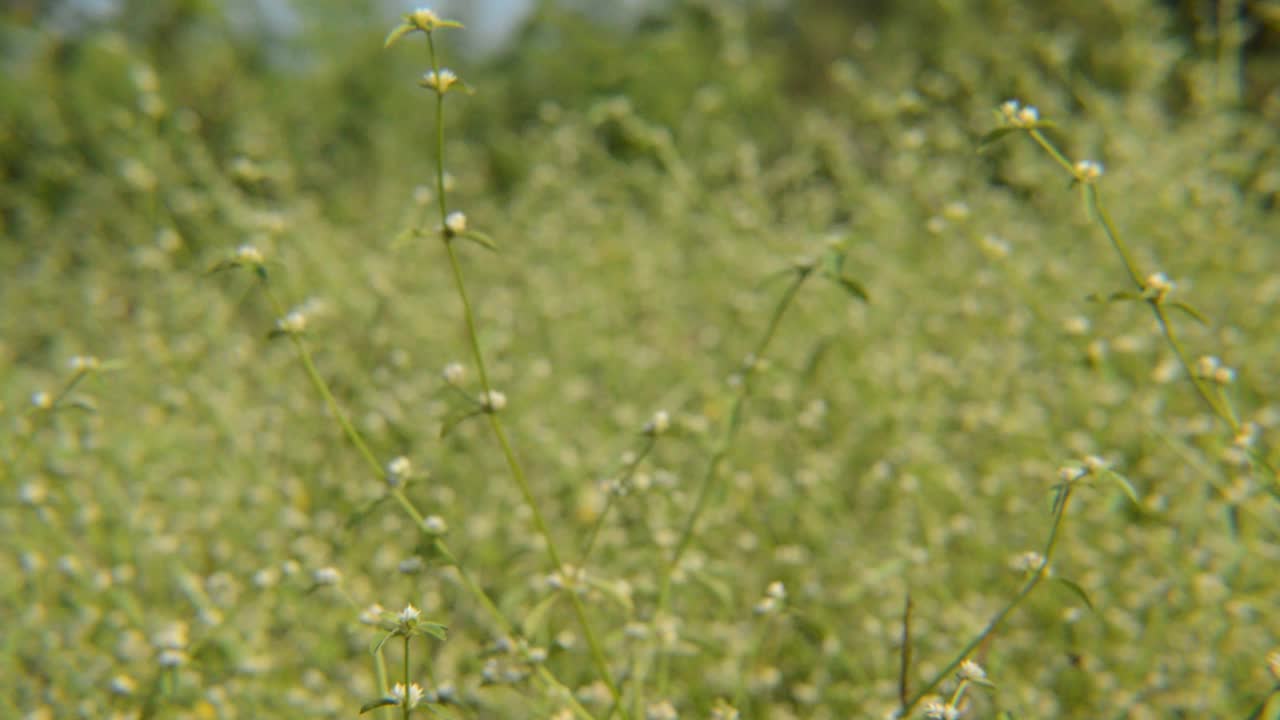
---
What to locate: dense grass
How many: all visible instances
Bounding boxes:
[3,2,1279,718]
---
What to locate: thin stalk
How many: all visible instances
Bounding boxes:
[901,485,1075,716]
[580,436,656,566]
[653,269,810,695]
[423,30,627,717]
[402,636,411,720]
[1026,129,1277,480]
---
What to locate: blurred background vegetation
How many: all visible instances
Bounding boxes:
[3,1,1279,718]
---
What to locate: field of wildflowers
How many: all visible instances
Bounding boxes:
[3,1,1279,718]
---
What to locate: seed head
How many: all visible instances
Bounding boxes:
[644,410,671,435]
[1074,160,1104,183]
[390,682,425,709]
[421,68,460,94]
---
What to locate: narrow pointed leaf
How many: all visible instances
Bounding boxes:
[417,622,448,642]
[384,23,415,48]
[1167,301,1209,326]
[372,631,394,655]
[361,698,398,714]
[520,593,562,637]
[835,276,869,303]
[1102,469,1140,506]
[347,495,391,530]
[461,230,497,251]
[1086,290,1142,305]
[977,127,1019,151]
[1052,577,1096,612]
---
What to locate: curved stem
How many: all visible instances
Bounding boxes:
[423,30,626,717]
[901,485,1075,716]
[654,269,810,695]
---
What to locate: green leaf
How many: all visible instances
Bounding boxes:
[346,495,390,530]
[461,229,497,251]
[835,276,869,303]
[206,259,234,275]
[1086,290,1143,305]
[372,631,394,655]
[1052,577,1096,612]
[521,593,562,637]
[1167,301,1209,326]
[439,409,481,438]
[822,248,846,277]
[977,127,1019,151]
[416,622,448,642]
[384,23,415,48]
[1101,469,1140,507]
[360,697,397,714]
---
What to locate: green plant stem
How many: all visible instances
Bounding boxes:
[402,635,411,720]
[1027,129,1277,481]
[900,485,1075,717]
[580,436,656,566]
[653,268,810,695]
[424,30,627,718]
[3,367,94,475]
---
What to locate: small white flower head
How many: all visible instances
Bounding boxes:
[645,700,678,720]
[436,683,456,702]
[312,566,342,586]
[957,659,987,683]
[525,645,548,664]
[398,556,425,574]
[1196,355,1221,378]
[998,99,1021,123]
[398,604,421,623]
[152,621,189,650]
[444,210,467,235]
[413,184,433,206]
[109,674,137,696]
[408,8,442,31]
[276,310,308,335]
[1142,272,1174,302]
[1233,422,1259,449]
[1073,160,1104,183]
[1083,455,1109,474]
[442,362,467,384]
[643,409,671,436]
[547,564,585,592]
[766,581,787,601]
[235,243,264,266]
[481,389,507,412]
[68,355,101,372]
[922,700,961,720]
[157,649,187,668]
[423,514,448,534]
[31,390,53,409]
[18,482,48,505]
[1011,551,1047,574]
[385,455,412,488]
[710,699,740,720]
[1058,465,1086,484]
[390,681,425,709]
[359,603,387,626]
[1014,104,1039,127]
[1212,366,1235,386]
[421,68,460,94]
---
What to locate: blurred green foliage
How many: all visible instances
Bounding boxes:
[2,1,1279,717]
